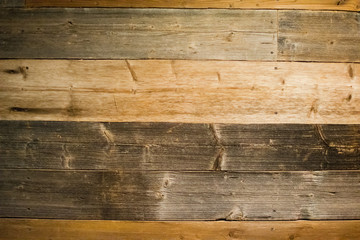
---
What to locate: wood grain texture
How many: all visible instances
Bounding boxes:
[1,9,359,62]
[1,169,360,220]
[0,0,24,7]
[1,219,360,240]
[25,0,360,11]
[1,121,359,171]
[0,8,276,60]
[1,60,359,123]
[278,10,360,62]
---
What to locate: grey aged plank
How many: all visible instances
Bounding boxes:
[0,170,359,220]
[0,8,276,60]
[0,0,24,7]
[278,10,360,62]
[1,121,359,171]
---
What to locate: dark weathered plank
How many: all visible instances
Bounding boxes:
[1,121,359,171]
[1,60,359,123]
[0,170,359,220]
[0,0,24,7]
[0,8,276,60]
[25,0,360,11]
[1,219,360,240]
[278,10,360,62]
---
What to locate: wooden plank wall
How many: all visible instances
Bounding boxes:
[1,0,360,239]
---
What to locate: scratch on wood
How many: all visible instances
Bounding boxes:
[113,95,119,113]
[209,124,225,171]
[125,60,138,82]
[144,144,151,163]
[314,125,331,169]
[66,87,80,117]
[213,148,224,171]
[217,72,221,83]
[60,144,72,169]
[314,125,330,148]
[19,66,28,79]
[348,64,354,79]
[308,99,319,117]
[171,60,178,81]
[99,123,115,157]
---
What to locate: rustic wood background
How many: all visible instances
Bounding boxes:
[0,0,359,239]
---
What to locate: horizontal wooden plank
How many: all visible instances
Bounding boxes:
[1,60,359,123]
[1,9,359,62]
[0,8,276,60]
[1,121,359,171]
[0,0,24,7]
[278,10,360,62]
[1,219,360,240]
[25,0,360,11]
[0,170,359,220]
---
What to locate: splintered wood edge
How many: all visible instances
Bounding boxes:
[1,219,360,240]
[24,0,360,11]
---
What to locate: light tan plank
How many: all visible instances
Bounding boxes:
[1,60,359,123]
[1,219,360,240]
[278,10,360,62]
[25,0,360,11]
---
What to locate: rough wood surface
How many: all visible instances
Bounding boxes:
[25,0,360,11]
[1,121,359,171]
[1,60,359,123]
[0,169,359,220]
[1,219,360,240]
[1,9,359,62]
[0,8,276,60]
[278,10,360,62]
[0,0,24,7]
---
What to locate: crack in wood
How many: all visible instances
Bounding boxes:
[125,60,138,83]
[209,124,225,171]
[314,125,331,169]
[99,123,115,157]
[60,144,72,169]
[348,64,354,79]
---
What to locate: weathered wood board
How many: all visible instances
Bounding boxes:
[1,60,359,123]
[25,0,360,11]
[1,9,359,62]
[0,8,277,60]
[278,10,360,62]
[0,0,24,7]
[1,121,359,171]
[1,219,360,240]
[0,170,359,220]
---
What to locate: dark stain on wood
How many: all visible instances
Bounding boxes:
[3,66,28,79]
[9,107,81,116]
[348,65,354,78]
